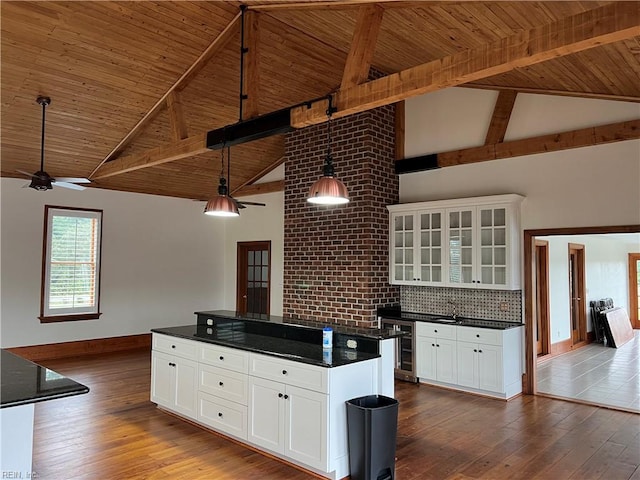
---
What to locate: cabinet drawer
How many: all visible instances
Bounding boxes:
[416,322,457,340]
[457,327,503,346]
[153,334,198,360]
[197,392,247,440]
[199,364,248,405]
[249,354,328,393]
[199,343,249,374]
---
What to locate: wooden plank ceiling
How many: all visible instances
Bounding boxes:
[1,1,639,200]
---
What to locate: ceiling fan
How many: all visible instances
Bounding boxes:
[16,96,90,191]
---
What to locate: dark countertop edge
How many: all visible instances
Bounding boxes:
[194,311,399,340]
[1,387,90,409]
[151,327,381,368]
[377,308,524,330]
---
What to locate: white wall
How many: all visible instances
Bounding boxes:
[222,191,285,315]
[540,234,639,343]
[1,178,226,348]
[402,88,640,230]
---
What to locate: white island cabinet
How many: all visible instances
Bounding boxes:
[151,332,381,480]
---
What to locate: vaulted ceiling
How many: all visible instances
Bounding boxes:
[2,1,639,200]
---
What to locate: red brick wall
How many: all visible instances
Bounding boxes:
[283,105,399,328]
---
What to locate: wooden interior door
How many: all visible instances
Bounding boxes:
[237,241,271,317]
[629,253,640,329]
[535,240,550,356]
[568,244,587,346]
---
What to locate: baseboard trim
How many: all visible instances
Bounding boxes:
[6,333,151,362]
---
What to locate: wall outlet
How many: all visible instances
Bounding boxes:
[499,302,509,311]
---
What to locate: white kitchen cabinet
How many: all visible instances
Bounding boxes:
[151,350,198,418]
[415,322,457,384]
[389,209,445,285]
[248,374,327,471]
[415,323,523,399]
[388,194,523,290]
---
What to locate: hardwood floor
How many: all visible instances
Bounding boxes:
[33,349,640,480]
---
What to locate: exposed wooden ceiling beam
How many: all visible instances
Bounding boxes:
[91,133,208,180]
[230,155,285,195]
[243,10,261,119]
[290,2,640,128]
[438,119,639,168]
[484,90,517,145]
[340,4,384,90]
[233,180,285,197]
[166,91,188,142]
[89,12,241,178]
[463,83,640,103]
[248,0,411,11]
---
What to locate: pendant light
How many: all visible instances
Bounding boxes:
[307,95,349,205]
[204,146,239,217]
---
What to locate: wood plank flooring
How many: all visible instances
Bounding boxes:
[32,349,640,480]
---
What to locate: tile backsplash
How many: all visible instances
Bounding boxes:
[400,286,522,323]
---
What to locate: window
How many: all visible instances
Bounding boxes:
[40,206,103,323]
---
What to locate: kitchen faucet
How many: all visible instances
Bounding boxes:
[447,300,459,319]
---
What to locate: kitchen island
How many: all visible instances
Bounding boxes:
[1,350,89,477]
[150,311,400,480]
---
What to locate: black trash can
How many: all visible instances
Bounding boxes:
[346,394,399,480]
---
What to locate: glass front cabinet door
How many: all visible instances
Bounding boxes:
[388,195,523,290]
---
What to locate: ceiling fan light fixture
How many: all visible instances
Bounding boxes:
[204,195,240,217]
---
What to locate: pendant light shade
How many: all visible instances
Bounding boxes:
[307,157,349,205]
[307,95,349,206]
[204,193,239,217]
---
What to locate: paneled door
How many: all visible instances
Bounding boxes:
[237,241,271,316]
[629,253,640,329]
[569,243,586,346]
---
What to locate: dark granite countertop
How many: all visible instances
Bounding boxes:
[377,307,523,330]
[1,350,89,408]
[152,325,380,368]
[195,310,403,340]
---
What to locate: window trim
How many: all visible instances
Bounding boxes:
[40,205,103,323]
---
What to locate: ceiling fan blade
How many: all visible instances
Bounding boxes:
[16,169,38,179]
[55,177,91,184]
[55,181,86,191]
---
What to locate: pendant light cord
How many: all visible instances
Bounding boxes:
[40,99,47,172]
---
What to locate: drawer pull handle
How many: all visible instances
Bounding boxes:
[169,362,175,367]
[284,394,289,400]
[219,356,224,360]
[219,382,224,386]
[278,393,283,398]
[218,412,223,417]
[282,370,287,375]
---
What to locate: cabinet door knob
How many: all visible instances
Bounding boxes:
[219,382,224,386]
[479,350,483,353]
[282,370,287,375]
[436,344,440,347]
[434,330,438,333]
[218,412,223,417]
[278,393,283,398]
[284,394,289,400]
[474,349,477,352]
[171,345,176,349]
[219,356,224,360]
[476,334,480,338]
[431,343,435,347]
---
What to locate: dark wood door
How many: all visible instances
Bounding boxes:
[236,241,271,316]
[629,253,640,329]
[569,243,586,346]
[535,240,550,356]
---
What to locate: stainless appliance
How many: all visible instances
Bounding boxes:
[380,317,417,382]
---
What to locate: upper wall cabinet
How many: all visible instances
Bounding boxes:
[388,194,524,290]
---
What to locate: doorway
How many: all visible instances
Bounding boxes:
[568,243,587,347]
[236,241,271,317]
[535,240,550,357]
[629,253,640,329]
[523,225,640,396]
